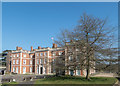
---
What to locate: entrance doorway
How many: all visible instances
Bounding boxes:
[70,70,74,76]
[40,67,43,74]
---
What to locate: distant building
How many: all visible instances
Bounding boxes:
[65,41,95,76]
[6,44,64,74]
[6,43,95,76]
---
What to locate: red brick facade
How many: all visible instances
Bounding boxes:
[7,44,64,75]
[6,43,95,76]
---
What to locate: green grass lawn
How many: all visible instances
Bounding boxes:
[34,76,117,84]
[2,81,18,86]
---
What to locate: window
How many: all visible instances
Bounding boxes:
[30,55,33,58]
[69,48,72,52]
[45,59,47,64]
[30,60,32,64]
[16,67,18,73]
[44,59,46,64]
[30,67,32,73]
[23,60,26,64]
[13,60,15,64]
[13,67,15,72]
[37,67,39,74]
[76,56,80,61]
[40,53,43,56]
[13,55,15,57]
[16,60,19,64]
[37,59,39,64]
[69,56,72,61]
[23,67,26,74]
[23,54,26,57]
[45,67,47,74]
[59,52,62,55]
[36,53,39,56]
[53,53,56,56]
[44,52,47,56]
[41,58,43,64]
[53,59,55,63]
[17,54,19,57]
[76,49,79,51]
[77,70,80,75]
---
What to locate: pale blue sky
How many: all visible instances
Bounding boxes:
[2,2,118,51]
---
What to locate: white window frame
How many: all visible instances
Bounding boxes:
[13,55,15,57]
[69,56,72,61]
[23,60,26,64]
[23,54,26,57]
[30,60,32,64]
[16,60,19,64]
[40,53,43,56]
[77,70,80,75]
[13,67,15,72]
[36,53,39,56]
[44,52,47,56]
[37,59,39,64]
[17,54,19,57]
[16,67,18,73]
[23,67,26,74]
[30,55,33,58]
[59,52,62,55]
[41,58,43,64]
[13,60,15,64]
[53,53,56,56]
[30,67,32,73]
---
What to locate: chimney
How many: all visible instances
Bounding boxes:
[52,43,57,48]
[16,46,18,50]
[31,46,33,51]
[70,40,73,42]
[38,46,41,49]
[16,46,22,50]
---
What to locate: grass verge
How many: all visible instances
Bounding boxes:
[34,76,117,84]
[2,81,18,86]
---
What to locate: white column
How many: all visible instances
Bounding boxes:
[43,66,45,74]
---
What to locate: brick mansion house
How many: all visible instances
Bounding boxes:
[6,43,95,76]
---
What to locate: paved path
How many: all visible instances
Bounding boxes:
[92,73,118,77]
[115,77,120,86]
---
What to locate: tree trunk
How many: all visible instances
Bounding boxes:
[85,31,91,80]
[86,66,90,80]
[86,50,91,80]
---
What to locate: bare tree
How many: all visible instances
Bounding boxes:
[55,13,118,80]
